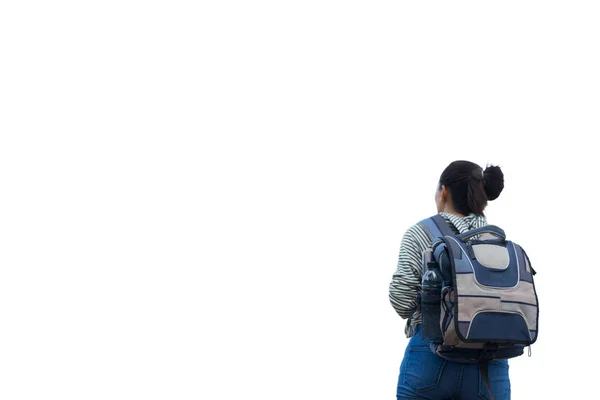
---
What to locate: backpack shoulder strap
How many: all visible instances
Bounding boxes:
[419,214,456,241]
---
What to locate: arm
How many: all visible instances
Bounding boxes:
[389,224,430,319]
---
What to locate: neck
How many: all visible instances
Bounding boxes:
[441,205,466,218]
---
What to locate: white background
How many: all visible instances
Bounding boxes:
[1,1,598,399]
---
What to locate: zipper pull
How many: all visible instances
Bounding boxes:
[527,346,532,357]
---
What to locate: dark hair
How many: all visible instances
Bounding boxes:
[438,161,504,216]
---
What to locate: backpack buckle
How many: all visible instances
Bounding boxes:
[478,344,499,363]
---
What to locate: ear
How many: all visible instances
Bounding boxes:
[440,185,448,202]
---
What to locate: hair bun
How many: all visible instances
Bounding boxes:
[483,165,504,200]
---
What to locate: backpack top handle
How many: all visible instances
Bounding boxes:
[455,225,506,243]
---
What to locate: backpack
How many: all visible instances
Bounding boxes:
[418,214,539,396]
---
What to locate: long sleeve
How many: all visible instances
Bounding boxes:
[389,213,487,337]
[389,224,431,319]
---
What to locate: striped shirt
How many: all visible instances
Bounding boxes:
[388,212,488,338]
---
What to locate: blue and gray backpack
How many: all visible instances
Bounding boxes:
[418,215,539,395]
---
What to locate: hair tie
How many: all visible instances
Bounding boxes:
[471,167,484,181]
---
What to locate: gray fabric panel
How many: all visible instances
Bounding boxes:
[499,282,537,305]
[441,289,458,346]
[455,275,537,305]
[478,232,496,241]
[473,244,510,270]
[442,316,461,346]
[457,296,501,322]
[501,301,538,331]
[455,274,489,296]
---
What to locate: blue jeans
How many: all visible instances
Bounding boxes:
[397,325,511,400]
